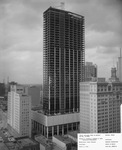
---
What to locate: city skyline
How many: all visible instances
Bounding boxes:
[0,0,122,84]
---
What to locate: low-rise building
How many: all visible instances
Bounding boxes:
[35,135,54,150]
[4,137,39,150]
[53,135,77,150]
[35,134,77,150]
[31,110,79,138]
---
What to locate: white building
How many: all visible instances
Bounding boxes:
[8,84,31,137]
[80,77,122,133]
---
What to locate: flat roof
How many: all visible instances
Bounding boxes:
[68,131,78,139]
[35,135,52,147]
[5,138,38,150]
[53,143,63,150]
[44,7,84,18]
[17,138,38,147]
[5,142,20,150]
[35,135,64,150]
[53,135,74,145]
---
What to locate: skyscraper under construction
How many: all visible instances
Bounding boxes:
[31,7,85,138]
[43,7,85,115]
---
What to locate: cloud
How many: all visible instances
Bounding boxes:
[85,46,119,79]
[0,50,43,84]
[86,30,122,48]
[0,0,121,83]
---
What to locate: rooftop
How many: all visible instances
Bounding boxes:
[53,135,75,145]
[17,138,38,147]
[5,142,20,150]
[53,143,63,150]
[44,6,84,18]
[68,131,78,139]
[35,135,52,147]
[35,135,65,150]
[4,137,38,150]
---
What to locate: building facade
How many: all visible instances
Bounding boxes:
[80,79,122,133]
[31,110,79,138]
[8,84,31,137]
[0,83,5,97]
[85,62,97,81]
[43,7,85,115]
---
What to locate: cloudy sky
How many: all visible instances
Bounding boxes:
[0,0,122,84]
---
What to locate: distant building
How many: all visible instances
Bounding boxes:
[7,84,31,137]
[0,110,7,129]
[80,71,122,133]
[85,62,97,81]
[0,83,5,97]
[40,90,43,106]
[28,86,41,107]
[109,67,119,82]
[0,96,7,111]
[117,49,122,82]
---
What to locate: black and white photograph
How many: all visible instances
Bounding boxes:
[0,0,122,149]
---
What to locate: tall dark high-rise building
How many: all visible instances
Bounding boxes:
[31,7,85,138]
[43,7,85,115]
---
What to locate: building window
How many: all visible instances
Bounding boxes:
[108,86,111,91]
[64,124,67,135]
[68,123,72,131]
[54,126,57,135]
[48,126,52,137]
[73,123,76,130]
[59,125,62,135]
